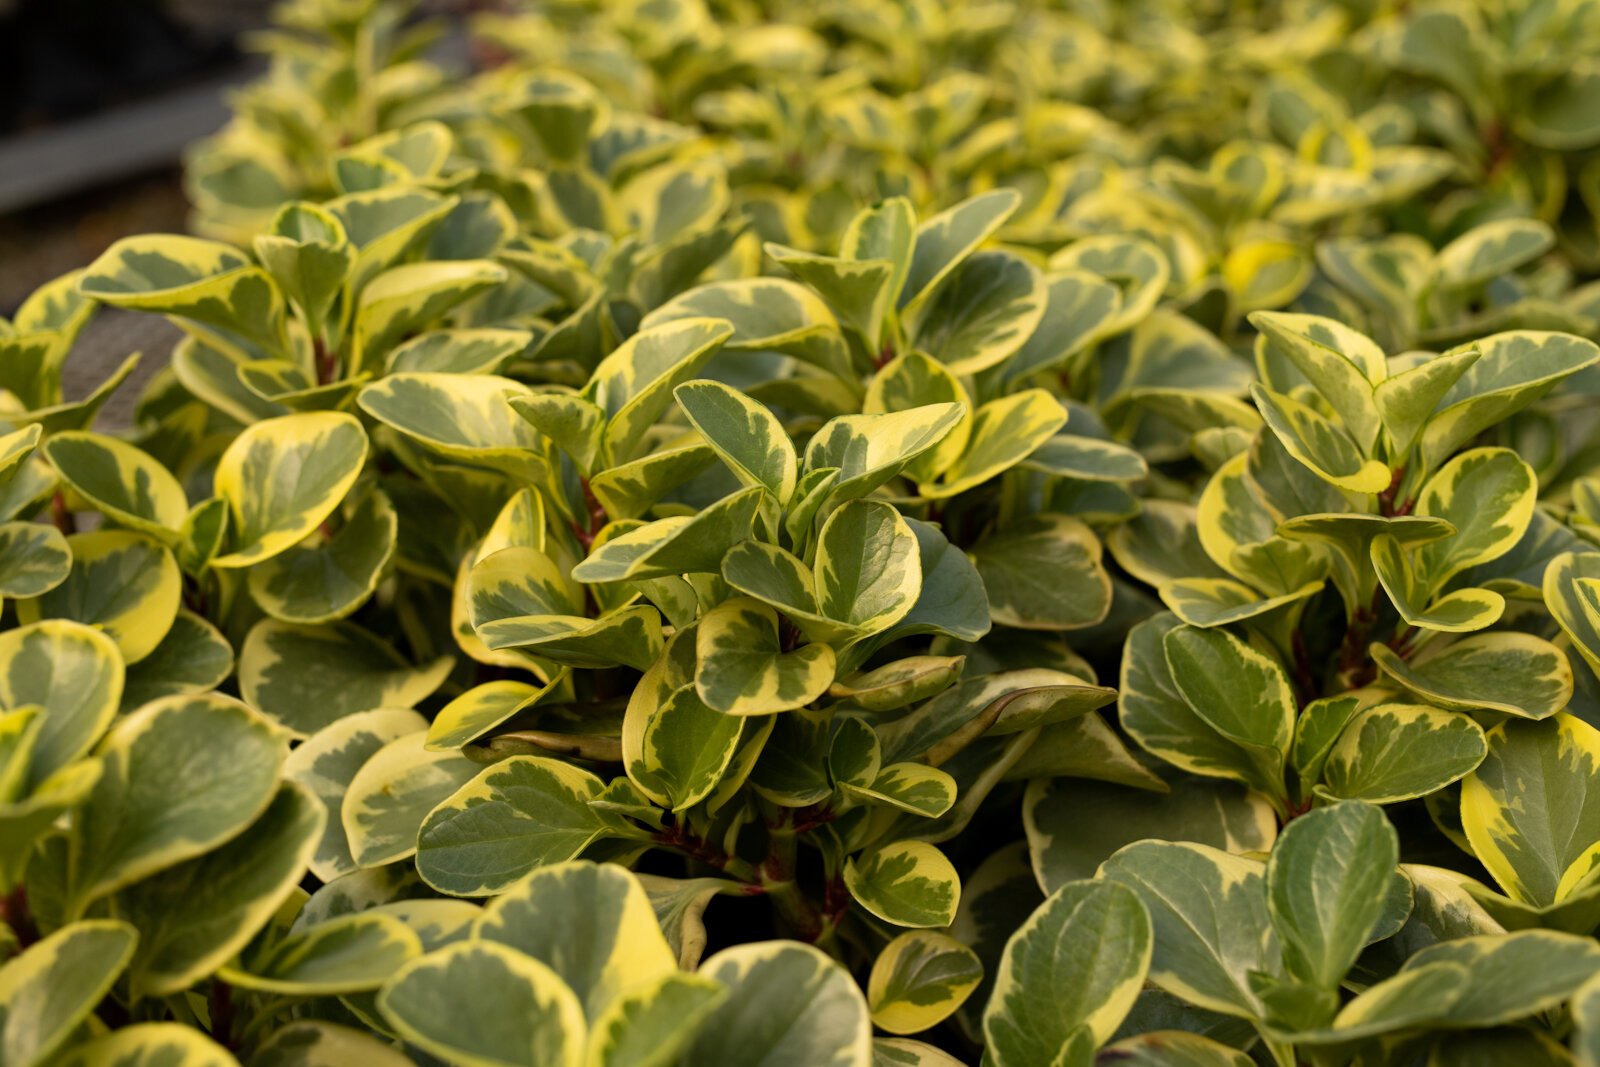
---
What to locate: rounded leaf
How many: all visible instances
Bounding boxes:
[211,412,369,568]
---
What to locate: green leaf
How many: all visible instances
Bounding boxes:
[907,251,1046,375]
[42,431,188,540]
[239,620,453,737]
[1250,383,1389,493]
[1324,931,1600,1035]
[900,189,1020,312]
[0,620,121,789]
[588,972,727,1067]
[473,861,676,1022]
[1025,776,1275,895]
[1249,312,1384,452]
[571,487,765,583]
[415,756,627,896]
[226,911,421,995]
[827,656,964,712]
[352,259,507,371]
[1545,551,1600,675]
[51,1023,237,1067]
[695,598,835,716]
[1372,347,1482,455]
[17,530,180,664]
[686,942,872,1067]
[247,488,397,624]
[1002,270,1123,382]
[68,693,284,913]
[1574,973,1600,1067]
[1418,332,1600,473]
[1159,577,1323,629]
[882,518,990,644]
[840,762,958,819]
[1432,218,1554,291]
[378,940,585,1067]
[1007,713,1167,793]
[1319,704,1487,804]
[118,782,323,997]
[815,501,922,636]
[121,609,233,711]
[637,874,735,970]
[210,413,369,569]
[357,373,544,481]
[587,318,734,465]
[1267,802,1401,992]
[343,730,482,868]
[388,327,531,375]
[984,880,1151,1066]
[427,677,563,752]
[765,244,895,350]
[1462,714,1600,908]
[830,719,882,794]
[470,546,663,671]
[624,680,743,812]
[1162,625,1293,791]
[674,380,798,502]
[1093,1032,1253,1067]
[0,920,137,1067]
[871,1038,967,1067]
[844,840,960,928]
[330,186,456,291]
[1225,238,1312,312]
[970,514,1111,630]
[79,234,287,357]
[1369,632,1572,719]
[1100,841,1278,1021]
[866,931,982,1036]
[1414,448,1537,588]
[1051,234,1170,336]
[919,390,1065,498]
[1119,615,1280,796]
[254,201,353,331]
[844,196,915,309]
[1372,534,1504,633]
[1020,433,1148,483]
[803,405,965,506]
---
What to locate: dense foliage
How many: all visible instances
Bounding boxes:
[8,0,1600,1064]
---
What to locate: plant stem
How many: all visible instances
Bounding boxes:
[50,492,75,535]
[210,979,236,1051]
[759,811,825,941]
[1,886,36,952]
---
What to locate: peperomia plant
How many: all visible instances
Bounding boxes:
[12,0,1600,1065]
